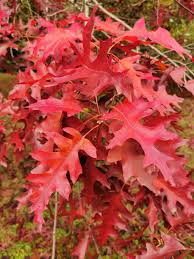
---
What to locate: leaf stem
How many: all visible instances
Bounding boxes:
[83,124,101,138]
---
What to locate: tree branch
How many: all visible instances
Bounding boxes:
[175,0,194,16]
[83,0,90,17]
[51,192,58,259]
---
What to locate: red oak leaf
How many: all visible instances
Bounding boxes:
[29,96,82,116]
[107,141,144,183]
[170,67,194,96]
[154,177,194,216]
[9,131,24,151]
[118,57,154,100]
[32,26,82,61]
[55,8,126,97]
[103,99,179,185]
[149,27,191,58]
[24,128,96,226]
[154,85,183,114]
[170,66,186,86]
[55,39,123,97]
[95,192,128,245]
[33,127,97,184]
[82,158,110,204]
[117,18,191,58]
[27,170,71,227]
[95,17,125,36]
[107,140,160,196]
[2,5,193,258]
[136,233,185,259]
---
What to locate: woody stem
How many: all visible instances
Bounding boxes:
[51,192,58,259]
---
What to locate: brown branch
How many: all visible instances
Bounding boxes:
[83,0,90,17]
[175,0,194,16]
[156,0,160,26]
[131,0,146,7]
[47,9,67,17]
[92,0,133,30]
[51,192,58,259]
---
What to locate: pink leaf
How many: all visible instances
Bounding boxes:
[136,233,185,259]
[184,80,194,95]
[29,96,82,116]
[103,99,179,185]
[24,129,96,226]
[116,18,191,58]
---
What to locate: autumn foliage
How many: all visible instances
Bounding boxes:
[0,1,194,258]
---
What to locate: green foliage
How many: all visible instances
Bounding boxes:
[0,73,16,96]
[0,242,32,259]
[168,19,194,44]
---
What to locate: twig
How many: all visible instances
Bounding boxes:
[175,0,194,16]
[156,0,160,26]
[92,232,101,257]
[131,0,146,7]
[83,0,90,17]
[155,43,194,57]
[91,0,193,80]
[88,225,101,257]
[83,124,101,138]
[92,0,133,30]
[47,8,67,17]
[45,0,49,15]
[26,0,33,17]
[51,192,58,259]
[10,48,14,58]
[48,0,82,16]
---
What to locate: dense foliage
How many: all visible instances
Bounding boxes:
[0,1,194,258]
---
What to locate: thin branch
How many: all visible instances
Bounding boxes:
[83,124,101,138]
[83,0,90,17]
[92,0,133,30]
[26,0,33,17]
[48,0,82,16]
[92,232,101,257]
[51,192,58,259]
[175,0,194,16]
[88,225,101,257]
[131,0,146,7]
[156,0,160,26]
[47,8,67,17]
[45,0,49,15]
[9,48,14,58]
[91,0,193,80]
[155,43,194,57]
